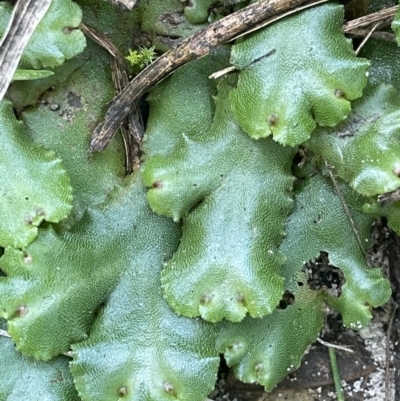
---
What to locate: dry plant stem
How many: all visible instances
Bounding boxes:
[80,23,143,173]
[343,5,398,32]
[110,56,134,173]
[317,337,354,353]
[81,23,134,173]
[79,23,126,67]
[0,329,10,338]
[329,347,346,401]
[0,0,52,101]
[89,0,327,152]
[379,188,400,207]
[325,161,367,258]
[355,22,380,56]
[229,0,398,77]
[209,0,329,80]
[347,29,396,43]
[229,0,329,41]
[385,302,398,401]
[209,65,236,79]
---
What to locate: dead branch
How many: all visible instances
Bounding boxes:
[355,21,380,56]
[343,5,398,32]
[347,29,396,43]
[80,23,143,173]
[0,0,52,101]
[89,0,327,152]
[379,189,400,206]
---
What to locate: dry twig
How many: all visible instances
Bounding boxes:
[325,161,367,258]
[229,0,329,41]
[355,22,380,56]
[210,0,329,80]
[89,0,329,152]
[80,23,143,173]
[317,337,354,353]
[348,29,396,43]
[343,5,398,32]
[379,189,400,207]
[0,329,11,338]
[0,0,52,101]
[89,1,399,153]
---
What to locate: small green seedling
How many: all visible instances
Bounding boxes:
[125,46,156,74]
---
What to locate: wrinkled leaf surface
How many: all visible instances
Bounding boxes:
[0,330,79,401]
[70,203,219,401]
[280,173,391,327]
[217,290,325,392]
[143,55,294,322]
[306,84,400,196]
[21,41,126,223]
[230,3,369,145]
[0,99,72,248]
[0,175,180,360]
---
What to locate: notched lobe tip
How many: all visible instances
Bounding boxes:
[15,305,28,317]
[118,386,127,396]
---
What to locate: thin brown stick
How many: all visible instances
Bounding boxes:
[385,302,397,401]
[229,0,329,41]
[0,0,52,101]
[209,65,236,80]
[317,337,354,353]
[325,161,367,258]
[89,0,327,152]
[210,0,329,80]
[80,23,126,68]
[343,5,398,32]
[80,23,143,173]
[347,29,396,43]
[355,22,380,56]
[379,189,400,206]
[0,329,10,338]
[110,56,134,173]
